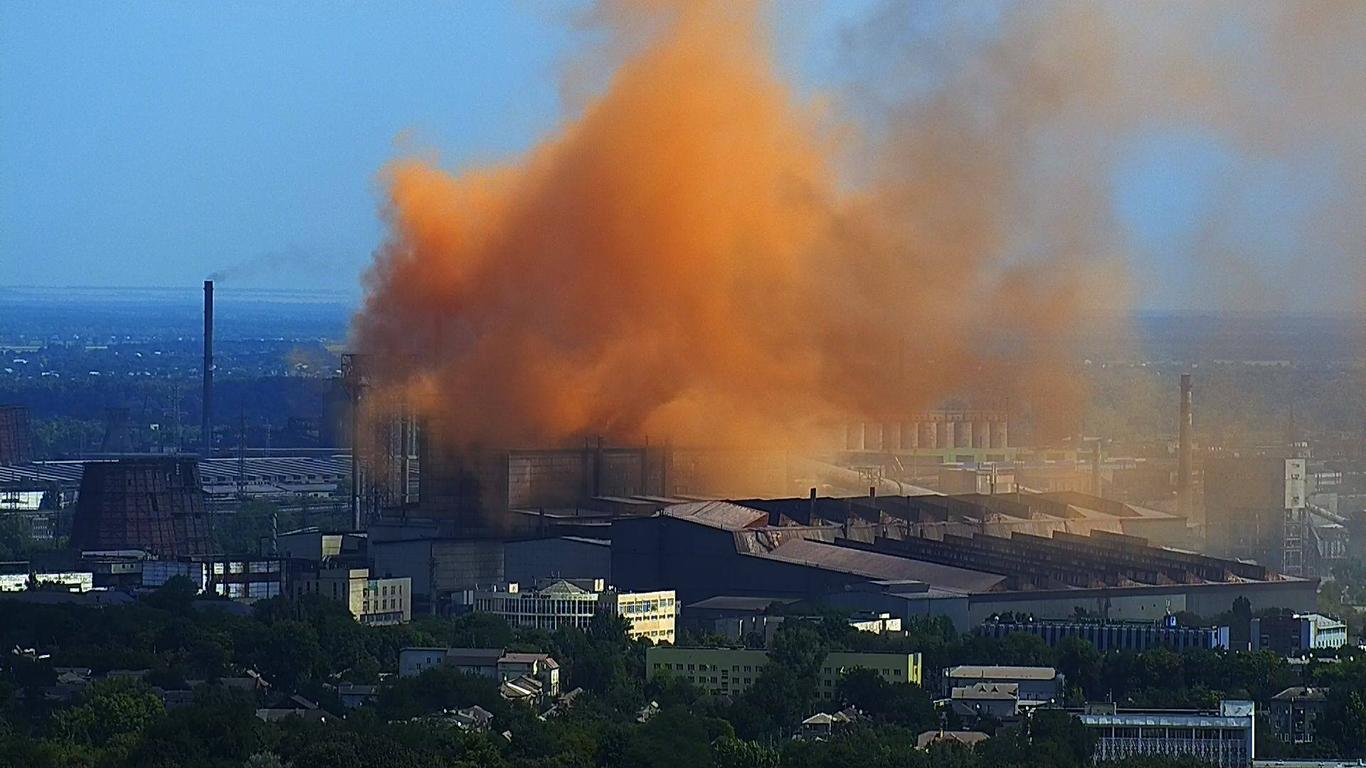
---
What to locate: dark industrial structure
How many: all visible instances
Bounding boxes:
[976,618,1228,652]
[0,405,32,465]
[611,496,1317,631]
[70,458,211,556]
[202,279,214,455]
[1205,456,1308,575]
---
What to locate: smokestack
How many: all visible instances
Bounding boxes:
[1178,373,1193,515]
[202,280,214,455]
[1091,439,1102,497]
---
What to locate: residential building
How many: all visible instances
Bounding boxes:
[977,618,1229,652]
[1267,687,1328,745]
[1079,700,1255,768]
[948,682,1021,721]
[1252,614,1348,656]
[917,730,989,750]
[941,666,1063,702]
[291,566,411,625]
[798,708,858,740]
[454,578,676,643]
[645,646,921,697]
[397,647,561,699]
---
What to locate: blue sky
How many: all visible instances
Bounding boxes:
[0,2,1338,311]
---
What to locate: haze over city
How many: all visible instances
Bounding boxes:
[0,3,1364,768]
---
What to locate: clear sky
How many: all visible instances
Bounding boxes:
[0,2,1354,312]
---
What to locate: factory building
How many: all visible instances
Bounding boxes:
[646,646,922,696]
[69,458,210,557]
[1205,457,1308,575]
[453,578,676,643]
[613,498,1317,632]
[976,618,1230,652]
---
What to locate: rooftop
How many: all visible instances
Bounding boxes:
[947,666,1057,681]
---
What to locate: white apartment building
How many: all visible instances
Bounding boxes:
[455,578,677,643]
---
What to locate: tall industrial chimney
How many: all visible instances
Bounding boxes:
[1177,373,1193,515]
[202,280,214,455]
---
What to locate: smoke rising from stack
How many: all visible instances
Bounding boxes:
[353,1,1365,454]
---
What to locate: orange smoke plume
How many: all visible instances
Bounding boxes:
[353,2,1116,451]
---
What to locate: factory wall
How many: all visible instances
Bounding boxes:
[611,516,868,605]
[504,537,611,584]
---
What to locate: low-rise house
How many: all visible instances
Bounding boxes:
[338,683,379,710]
[798,708,859,740]
[398,647,561,701]
[916,730,990,750]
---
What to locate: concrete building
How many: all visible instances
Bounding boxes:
[941,666,1061,702]
[397,647,560,698]
[976,618,1230,652]
[1267,686,1328,746]
[291,567,411,625]
[1079,700,1255,768]
[454,578,676,643]
[142,556,284,600]
[645,646,922,697]
[1252,613,1348,655]
[1206,457,1309,575]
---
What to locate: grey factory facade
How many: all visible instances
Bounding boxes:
[610,498,1317,631]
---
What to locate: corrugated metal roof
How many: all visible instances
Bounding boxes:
[757,538,1006,593]
[661,501,768,530]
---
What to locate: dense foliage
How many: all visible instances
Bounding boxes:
[2,589,1366,767]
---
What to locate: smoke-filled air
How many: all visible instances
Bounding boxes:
[353,0,1366,452]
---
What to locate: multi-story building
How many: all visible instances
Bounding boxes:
[291,567,411,625]
[1252,613,1348,656]
[142,556,284,600]
[977,618,1229,652]
[1267,686,1328,745]
[1079,700,1255,768]
[454,578,676,643]
[645,646,921,697]
[941,666,1062,702]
